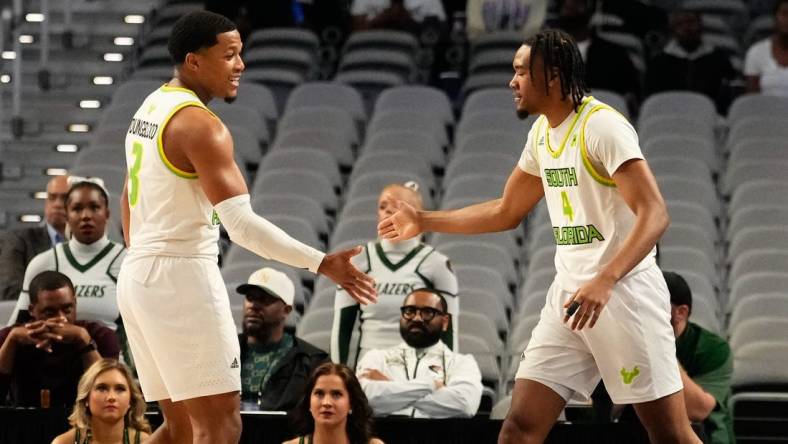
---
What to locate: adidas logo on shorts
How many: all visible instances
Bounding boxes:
[230,357,239,369]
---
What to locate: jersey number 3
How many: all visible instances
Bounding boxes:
[128,142,143,207]
[561,190,574,222]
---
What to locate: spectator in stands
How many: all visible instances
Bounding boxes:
[744,0,788,96]
[351,0,446,34]
[555,0,641,102]
[646,8,737,113]
[236,267,329,411]
[285,362,384,444]
[665,270,734,444]
[332,182,458,368]
[0,175,69,301]
[51,359,150,444]
[9,177,125,332]
[357,288,482,418]
[465,0,547,42]
[0,271,119,407]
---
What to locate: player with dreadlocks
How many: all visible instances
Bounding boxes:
[378,28,702,443]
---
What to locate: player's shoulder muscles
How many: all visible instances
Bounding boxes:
[165,106,233,169]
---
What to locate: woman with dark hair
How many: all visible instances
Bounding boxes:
[284,363,384,444]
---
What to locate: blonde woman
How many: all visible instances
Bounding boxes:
[52,359,150,444]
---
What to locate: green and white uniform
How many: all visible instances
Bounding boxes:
[331,238,458,367]
[515,97,682,404]
[9,236,125,329]
[118,84,240,402]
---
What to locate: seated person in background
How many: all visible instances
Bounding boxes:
[465,0,547,42]
[555,0,641,103]
[332,182,458,368]
[9,178,125,331]
[351,0,446,33]
[237,267,329,411]
[744,0,788,96]
[646,8,736,113]
[665,271,734,444]
[51,359,150,444]
[7,178,131,369]
[285,362,384,444]
[357,288,482,418]
[0,175,69,301]
[0,271,119,407]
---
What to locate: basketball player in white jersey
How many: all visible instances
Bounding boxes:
[379,29,701,443]
[118,11,375,444]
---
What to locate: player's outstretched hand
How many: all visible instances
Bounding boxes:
[563,274,615,330]
[377,200,422,241]
[319,246,377,305]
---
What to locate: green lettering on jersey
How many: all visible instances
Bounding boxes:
[553,225,606,245]
[544,168,578,188]
[211,210,221,226]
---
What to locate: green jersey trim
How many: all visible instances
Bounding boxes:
[374,242,426,272]
[545,97,593,159]
[160,84,199,97]
[62,243,117,273]
[156,101,215,179]
[105,246,126,283]
[580,104,617,188]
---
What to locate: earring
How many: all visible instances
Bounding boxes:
[349,410,353,415]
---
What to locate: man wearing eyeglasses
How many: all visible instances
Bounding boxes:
[357,288,482,418]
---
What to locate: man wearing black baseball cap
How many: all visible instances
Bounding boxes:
[665,270,734,444]
[236,267,329,412]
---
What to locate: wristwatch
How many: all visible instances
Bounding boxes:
[79,339,97,354]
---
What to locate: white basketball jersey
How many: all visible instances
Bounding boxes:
[520,96,656,291]
[124,85,220,259]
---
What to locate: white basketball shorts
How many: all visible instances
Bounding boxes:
[118,254,241,402]
[516,264,682,404]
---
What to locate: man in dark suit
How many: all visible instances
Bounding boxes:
[0,176,69,301]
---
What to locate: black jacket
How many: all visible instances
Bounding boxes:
[0,226,52,301]
[239,333,329,412]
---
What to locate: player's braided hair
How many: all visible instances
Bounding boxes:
[167,11,237,64]
[524,29,588,111]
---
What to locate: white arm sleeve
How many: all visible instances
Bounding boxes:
[214,194,326,273]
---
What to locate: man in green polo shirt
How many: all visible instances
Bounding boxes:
[665,270,735,444]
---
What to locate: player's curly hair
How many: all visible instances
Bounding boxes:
[524,29,588,111]
[167,10,237,64]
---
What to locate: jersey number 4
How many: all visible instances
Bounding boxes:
[561,190,574,222]
[128,142,143,207]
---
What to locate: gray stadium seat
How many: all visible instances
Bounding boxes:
[730,250,788,285]
[726,205,788,240]
[456,111,531,142]
[729,293,788,330]
[349,151,435,195]
[431,231,520,264]
[642,135,718,173]
[722,160,788,195]
[454,131,524,160]
[728,94,788,123]
[442,174,507,205]
[639,91,716,127]
[454,265,513,312]
[459,289,509,334]
[444,153,517,186]
[251,194,329,238]
[728,227,788,263]
[375,86,454,127]
[339,49,415,82]
[279,106,359,146]
[329,216,378,249]
[727,272,788,313]
[732,341,788,389]
[251,169,338,213]
[590,89,630,119]
[367,111,449,149]
[729,181,788,215]
[246,28,320,55]
[260,147,341,191]
[285,82,367,125]
[296,307,335,337]
[242,47,316,79]
[362,130,445,170]
[439,241,517,287]
[343,30,419,57]
[730,318,788,351]
[458,312,504,352]
[338,196,378,221]
[210,102,269,145]
[273,128,355,168]
[345,172,436,207]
